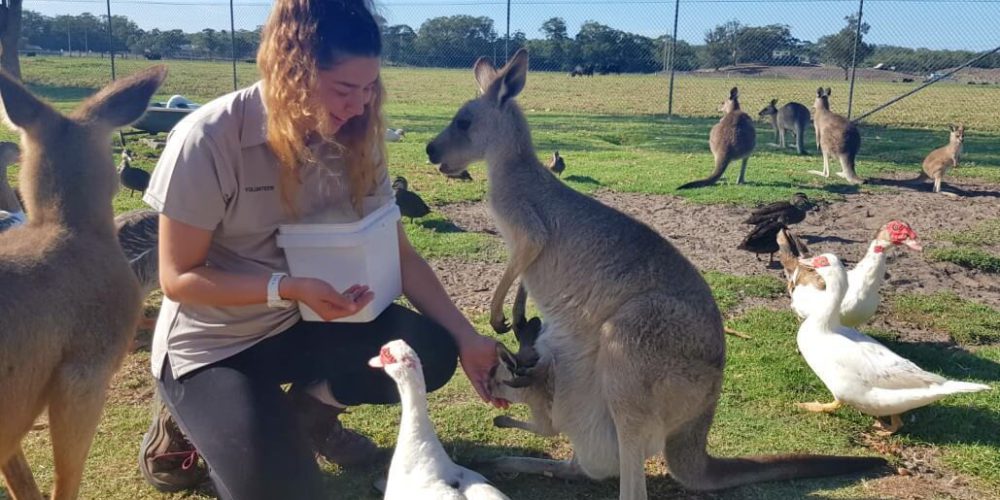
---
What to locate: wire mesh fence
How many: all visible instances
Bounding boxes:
[12,0,1000,128]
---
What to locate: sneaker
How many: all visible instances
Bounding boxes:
[138,391,209,492]
[289,389,382,467]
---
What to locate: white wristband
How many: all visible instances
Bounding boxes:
[267,272,293,309]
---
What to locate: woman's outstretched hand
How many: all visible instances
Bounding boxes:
[459,333,510,409]
[282,277,373,321]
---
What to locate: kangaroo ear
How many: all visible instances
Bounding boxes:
[494,48,528,106]
[825,87,832,96]
[496,343,518,370]
[817,87,824,97]
[73,65,167,129]
[474,56,497,95]
[770,98,777,106]
[729,87,738,99]
[0,70,58,132]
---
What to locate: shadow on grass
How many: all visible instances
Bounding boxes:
[563,174,601,186]
[450,439,890,500]
[866,177,1000,199]
[417,218,466,234]
[24,83,98,103]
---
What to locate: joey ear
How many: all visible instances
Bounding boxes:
[496,48,528,106]
[74,65,167,130]
[0,70,57,132]
[770,99,777,106]
[817,87,824,97]
[825,87,832,96]
[496,343,518,370]
[474,56,498,95]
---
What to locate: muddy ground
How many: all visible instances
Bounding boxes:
[432,174,1000,324]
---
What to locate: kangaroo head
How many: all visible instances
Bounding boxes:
[0,66,166,227]
[758,99,778,118]
[814,87,831,111]
[719,86,740,114]
[950,124,965,144]
[426,48,529,177]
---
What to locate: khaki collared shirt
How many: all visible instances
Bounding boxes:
[143,82,392,379]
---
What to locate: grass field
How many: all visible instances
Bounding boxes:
[3,57,1000,500]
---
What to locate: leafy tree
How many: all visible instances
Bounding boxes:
[737,24,798,64]
[0,0,23,78]
[818,14,873,80]
[382,24,416,66]
[415,15,496,68]
[703,20,741,69]
[656,36,698,71]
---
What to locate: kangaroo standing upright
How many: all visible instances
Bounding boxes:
[913,124,964,195]
[0,66,166,500]
[426,49,885,500]
[811,88,863,184]
[678,87,756,189]
[758,99,810,155]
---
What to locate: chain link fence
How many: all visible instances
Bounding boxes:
[14,0,1000,127]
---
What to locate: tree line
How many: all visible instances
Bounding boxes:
[16,10,1000,77]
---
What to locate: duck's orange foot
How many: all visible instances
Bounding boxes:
[873,414,904,436]
[795,400,843,413]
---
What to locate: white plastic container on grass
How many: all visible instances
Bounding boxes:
[277,200,402,322]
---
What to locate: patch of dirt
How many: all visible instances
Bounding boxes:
[858,434,984,500]
[433,179,1000,325]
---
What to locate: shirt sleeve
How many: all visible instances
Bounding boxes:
[143,125,234,231]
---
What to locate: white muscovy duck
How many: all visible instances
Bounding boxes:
[795,253,990,434]
[783,220,922,327]
[369,340,510,500]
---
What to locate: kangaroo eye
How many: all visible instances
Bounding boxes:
[456,119,471,131]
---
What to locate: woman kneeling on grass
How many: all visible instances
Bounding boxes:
[136,0,504,497]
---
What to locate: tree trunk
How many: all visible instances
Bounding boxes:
[0,0,23,80]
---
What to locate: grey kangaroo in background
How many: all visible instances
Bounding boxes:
[425,48,886,500]
[811,87,863,184]
[759,99,810,155]
[678,87,756,189]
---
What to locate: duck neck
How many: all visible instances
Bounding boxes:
[394,372,446,455]
[852,239,890,292]
[805,268,847,331]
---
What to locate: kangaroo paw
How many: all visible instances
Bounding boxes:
[491,314,512,334]
[807,170,829,178]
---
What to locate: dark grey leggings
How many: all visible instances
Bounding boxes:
[157,304,459,500]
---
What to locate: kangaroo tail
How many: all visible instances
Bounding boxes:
[664,407,887,492]
[840,151,865,185]
[678,157,729,190]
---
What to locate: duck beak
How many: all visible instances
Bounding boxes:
[903,239,923,251]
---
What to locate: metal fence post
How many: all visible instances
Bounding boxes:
[106,0,115,80]
[505,0,511,64]
[666,0,680,119]
[846,0,865,120]
[230,0,237,91]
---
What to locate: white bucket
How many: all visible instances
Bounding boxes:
[276,201,402,322]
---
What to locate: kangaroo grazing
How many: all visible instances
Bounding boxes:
[425,49,886,500]
[912,124,964,195]
[758,99,810,155]
[0,66,165,500]
[811,88,863,184]
[678,87,756,189]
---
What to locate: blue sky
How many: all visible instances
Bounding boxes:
[29,0,1000,51]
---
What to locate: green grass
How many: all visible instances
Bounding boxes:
[3,58,1000,499]
[928,219,1000,273]
[928,247,1000,274]
[890,292,1000,345]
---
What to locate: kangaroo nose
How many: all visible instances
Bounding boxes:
[426,143,438,163]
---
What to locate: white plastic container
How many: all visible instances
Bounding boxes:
[276,200,402,322]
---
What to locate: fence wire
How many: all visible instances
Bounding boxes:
[16,0,1000,128]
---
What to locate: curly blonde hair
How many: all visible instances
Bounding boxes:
[257,0,387,217]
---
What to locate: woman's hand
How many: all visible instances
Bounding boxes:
[459,333,509,409]
[282,277,373,321]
